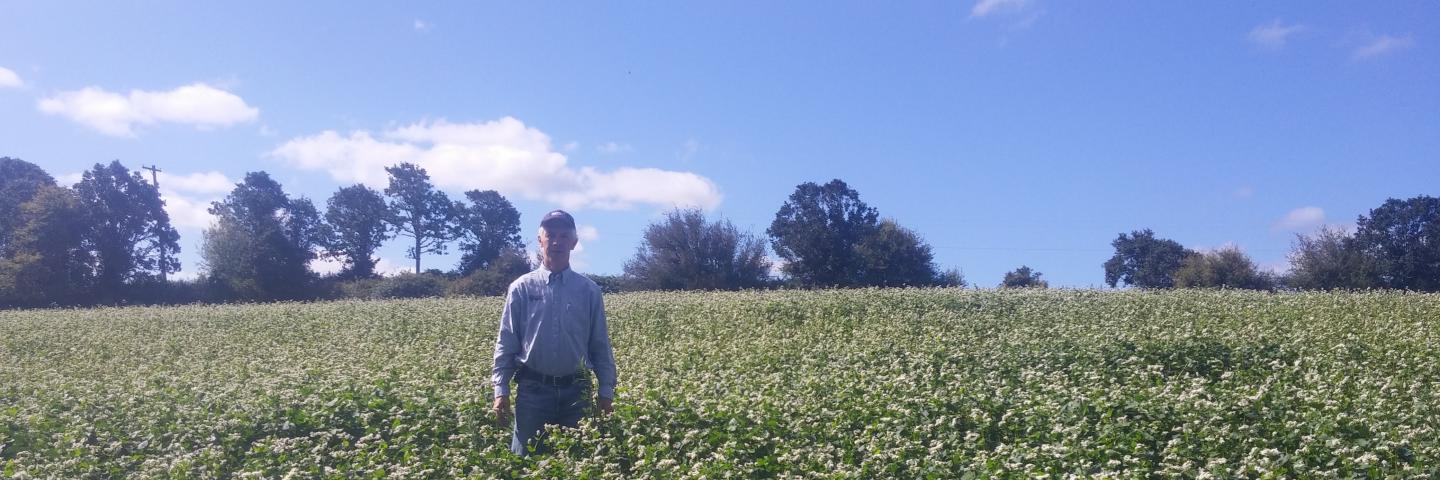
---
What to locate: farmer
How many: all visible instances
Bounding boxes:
[492,209,618,456]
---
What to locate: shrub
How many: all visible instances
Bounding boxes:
[372,272,447,299]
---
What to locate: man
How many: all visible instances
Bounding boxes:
[492,209,618,456]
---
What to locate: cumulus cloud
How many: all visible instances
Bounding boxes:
[970,0,1028,18]
[156,171,237,231]
[1273,206,1326,232]
[1352,34,1414,60]
[0,66,22,88]
[270,117,723,211]
[37,83,259,136]
[1248,20,1305,51]
[56,171,84,186]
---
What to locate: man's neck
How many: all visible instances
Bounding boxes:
[543,259,570,272]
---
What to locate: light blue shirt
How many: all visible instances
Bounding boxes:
[492,265,617,399]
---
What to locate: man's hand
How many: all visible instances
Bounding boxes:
[493,396,511,426]
[597,396,614,415]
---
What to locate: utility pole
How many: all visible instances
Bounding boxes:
[142,165,168,283]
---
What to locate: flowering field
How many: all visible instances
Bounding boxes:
[2,289,1437,478]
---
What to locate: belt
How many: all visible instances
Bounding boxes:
[516,365,580,386]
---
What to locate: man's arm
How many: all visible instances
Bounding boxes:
[492,283,526,399]
[588,289,618,403]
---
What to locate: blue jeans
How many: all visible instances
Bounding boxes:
[510,377,591,456]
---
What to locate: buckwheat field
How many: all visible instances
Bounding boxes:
[2,289,1437,478]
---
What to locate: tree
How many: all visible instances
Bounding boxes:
[72,161,181,302]
[1286,226,1379,290]
[0,157,57,252]
[1171,246,1275,290]
[202,172,320,301]
[626,209,771,291]
[1103,229,1193,289]
[767,179,879,287]
[384,163,456,273]
[936,268,967,288]
[1353,196,1440,291]
[448,246,534,296]
[452,189,524,276]
[320,184,391,279]
[855,219,941,287]
[1001,265,1049,288]
[0,185,92,307]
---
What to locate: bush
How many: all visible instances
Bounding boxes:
[447,247,531,297]
[372,273,447,299]
[588,274,638,294]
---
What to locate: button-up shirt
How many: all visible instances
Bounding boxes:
[492,265,617,399]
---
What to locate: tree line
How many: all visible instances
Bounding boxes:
[3,155,1437,308]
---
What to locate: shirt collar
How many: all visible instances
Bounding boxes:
[539,264,569,285]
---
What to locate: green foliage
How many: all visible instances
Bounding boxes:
[1286,226,1380,291]
[935,268,967,288]
[447,247,532,297]
[587,273,638,294]
[1104,229,1194,289]
[202,172,320,301]
[2,290,1438,477]
[1172,247,1275,291]
[384,163,456,274]
[0,185,92,307]
[372,272,448,299]
[1000,265,1048,288]
[321,184,392,279]
[72,160,181,302]
[0,157,56,253]
[1353,196,1440,291]
[767,179,879,287]
[452,190,524,276]
[855,218,941,287]
[625,209,770,291]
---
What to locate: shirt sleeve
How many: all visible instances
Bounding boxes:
[588,289,618,399]
[492,282,525,398]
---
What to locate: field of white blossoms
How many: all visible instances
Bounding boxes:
[2,289,1437,478]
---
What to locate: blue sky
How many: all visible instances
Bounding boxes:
[2,1,1436,287]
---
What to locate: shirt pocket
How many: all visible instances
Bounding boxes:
[564,300,588,338]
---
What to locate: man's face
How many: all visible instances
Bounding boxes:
[538,225,578,263]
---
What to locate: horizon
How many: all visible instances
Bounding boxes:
[3,2,1436,287]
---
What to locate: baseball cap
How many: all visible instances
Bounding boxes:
[539,209,576,229]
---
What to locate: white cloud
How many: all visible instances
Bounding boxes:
[311,257,345,276]
[153,171,235,231]
[376,258,410,276]
[596,142,633,154]
[0,66,22,88]
[56,171,84,186]
[767,255,787,278]
[577,224,599,246]
[563,141,580,152]
[1274,206,1326,232]
[1232,186,1255,199]
[413,19,431,32]
[1248,20,1305,51]
[164,171,235,196]
[1352,34,1414,60]
[270,117,723,211]
[36,83,259,136]
[970,0,1028,18]
[569,224,600,272]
